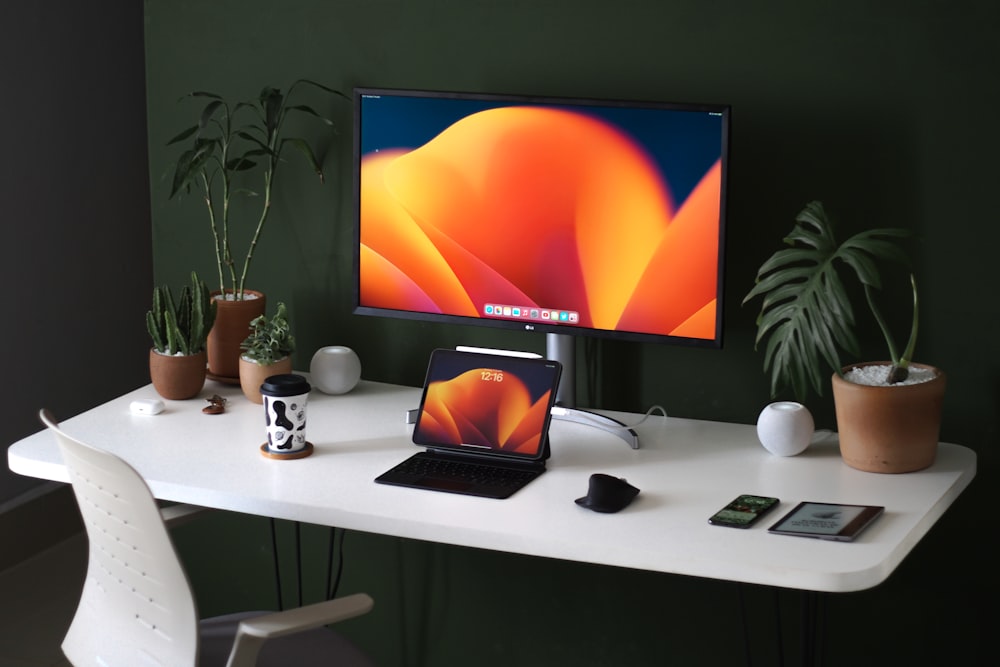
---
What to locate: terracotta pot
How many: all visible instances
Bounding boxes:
[239,355,293,404]
[149,349,207,400]
[832,362,946,473]
[207,289,265,383]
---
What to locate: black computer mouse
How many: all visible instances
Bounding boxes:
[575,473,640,513]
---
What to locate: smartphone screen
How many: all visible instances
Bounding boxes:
[708,494,780,528]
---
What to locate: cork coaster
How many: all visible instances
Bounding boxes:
[260,442,314,460]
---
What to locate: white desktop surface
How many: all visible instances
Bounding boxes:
[8,379,976,593]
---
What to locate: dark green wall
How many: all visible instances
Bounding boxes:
[147,1,996,664]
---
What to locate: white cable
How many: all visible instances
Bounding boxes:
[621,404,669,429]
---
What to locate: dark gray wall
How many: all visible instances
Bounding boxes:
[0,3,152,511]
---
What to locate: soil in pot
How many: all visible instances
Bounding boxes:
[832,362,946,473]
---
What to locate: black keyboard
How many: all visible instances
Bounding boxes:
[399,455,535,486]
[375,452,544,499]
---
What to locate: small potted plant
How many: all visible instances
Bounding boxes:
[147,271,217,400]
[239,301,296,403]
[743,201,946,473]
[167,80,346,381]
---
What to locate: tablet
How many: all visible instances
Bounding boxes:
[767,502,884,542]
[411,348,562,461]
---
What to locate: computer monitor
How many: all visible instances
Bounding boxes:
[352,87,730,406]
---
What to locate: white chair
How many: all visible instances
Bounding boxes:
[39,409,375,667]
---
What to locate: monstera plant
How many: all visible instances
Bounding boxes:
[743,200,916,401]
[744,201,945,473]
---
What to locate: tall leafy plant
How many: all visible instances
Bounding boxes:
[743,201,918,402]
[167,80,347,300]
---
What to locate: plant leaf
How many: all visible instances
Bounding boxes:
[743,201,910,400]
[166,125,198,146]
[281,137,325,179]
[286,103,335,126]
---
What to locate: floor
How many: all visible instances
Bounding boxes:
[0,534,83,667]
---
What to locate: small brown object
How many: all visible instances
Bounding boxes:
[202,394,228,415]
[260,442,314,460]
[886,364,909,384]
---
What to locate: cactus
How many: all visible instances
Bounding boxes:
[146,287,166,352]
[147,271,217,355]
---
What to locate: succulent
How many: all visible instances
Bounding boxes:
[743,201,917,401]
[240,301,295,366]
[147,271,217,355]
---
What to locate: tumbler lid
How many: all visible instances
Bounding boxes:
[260,374,311,397]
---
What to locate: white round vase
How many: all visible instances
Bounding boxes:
[310,346,362,395]
[756,401,814,457]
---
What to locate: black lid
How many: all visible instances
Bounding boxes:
[260,374,311,397]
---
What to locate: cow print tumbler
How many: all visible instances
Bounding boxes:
[260,374,311,454]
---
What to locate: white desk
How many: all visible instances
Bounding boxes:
[8,379,976,593]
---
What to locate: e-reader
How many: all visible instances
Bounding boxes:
[767,501,884,542]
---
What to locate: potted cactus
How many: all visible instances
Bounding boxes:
[743,201,946,473]
[147,271,217,400]
[238,302,296,403]
[167,80,345,382]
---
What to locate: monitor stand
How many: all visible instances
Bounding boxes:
[546,333,639,449]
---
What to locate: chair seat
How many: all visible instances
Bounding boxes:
[199,611,375,667]
[41,409,375,667]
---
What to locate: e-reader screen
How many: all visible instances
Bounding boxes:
[767,501,884,542]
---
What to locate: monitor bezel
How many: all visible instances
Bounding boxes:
[351,86,731,350]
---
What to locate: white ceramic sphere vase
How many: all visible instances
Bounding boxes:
[309,346,362,395]
[756,401,814,457]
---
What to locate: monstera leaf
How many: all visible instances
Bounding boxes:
[743,201,911,401]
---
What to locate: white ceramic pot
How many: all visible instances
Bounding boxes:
[756,401,814,457]
[309,346,362,395]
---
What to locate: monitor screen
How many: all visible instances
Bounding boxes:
[353,87,730,348]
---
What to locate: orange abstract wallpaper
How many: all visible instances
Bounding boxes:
[415,368,553,455]
[359,104,723,340]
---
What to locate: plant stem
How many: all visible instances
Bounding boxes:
[867,276,919,384]
[864,284,900,365]
[898,274,919,367]
[238,173,271,298]
[237,96,284,298]
[201,171,224,295]
[219,108,238,299]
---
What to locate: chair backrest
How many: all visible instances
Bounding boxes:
[40,409,200,666]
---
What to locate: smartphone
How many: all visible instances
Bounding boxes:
[708,494,780,528]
